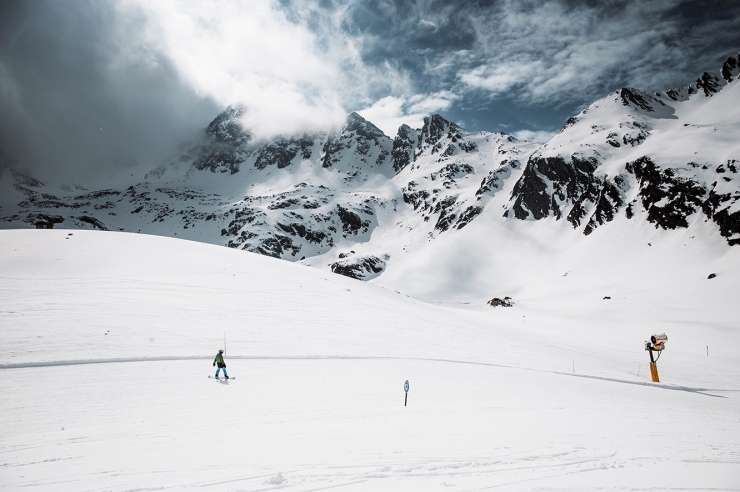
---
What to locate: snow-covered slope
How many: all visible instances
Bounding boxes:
[1,54,739,296]
[506,55,740,242]
[1,230,739,490]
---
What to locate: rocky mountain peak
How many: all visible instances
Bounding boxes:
[320,112,392,170]
[344,112,387,140]
[660,53,740,100]
[418,114,463,151]
[391,124,420,173]
[619,88,666,113]
[205,104,250,143]
[721,53,740,82]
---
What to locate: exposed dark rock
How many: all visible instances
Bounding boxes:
[255,135,314,170]
[510,154,599,221]
[619,88,662,112]
[417,114,463,153]
[331,255,385,280]
[583,177,627,235]
[476,160,520,199]
[433,196,458,232]
[721,54,740,82]
[606,133,621,147]
[402,181,432,212]
[223,208,264,236]
[455,206,483,229]
[566,174,599,228]
[205,104,249,143]
[344,112,386,140]
[322,113,390,168]
[620,121,650,146]
[76,215,108,230]
[336,205,370,235]
[459,140,478,153]
[11,170,45,189]
[430,162,474,183]
[226,230,258,249]
[558,116,578,133]
[419,114,450,149]
[25,213,64,227]
[276,222,328,243]
[695,72,723,96]
[254,235,301,258]
[707,273,717,279]
[268,198,301,210]
[702,187,740,245]
[193,147,245,175]
[320,135,346,168]
[487,297,513,307]
[442,144,457,157]
[74,190,121,201]
[626,156,705,230]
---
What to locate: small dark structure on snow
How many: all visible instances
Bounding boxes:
[35,220,54,229]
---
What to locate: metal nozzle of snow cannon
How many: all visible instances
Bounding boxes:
[650,333,668,352]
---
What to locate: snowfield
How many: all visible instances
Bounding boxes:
[1,229,739,491]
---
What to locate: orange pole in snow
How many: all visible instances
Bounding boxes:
[649,361,659,382]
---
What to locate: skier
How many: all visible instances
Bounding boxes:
[213,349,229,379]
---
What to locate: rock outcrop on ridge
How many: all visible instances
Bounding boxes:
[2,53,739,280]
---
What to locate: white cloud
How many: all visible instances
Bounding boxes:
[356,91,459,136]
[119,0,411,139]
[456,0,704,105]
[459,59,542,96]
[512,129,556,144]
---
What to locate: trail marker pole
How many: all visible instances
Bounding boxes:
[707,346,709,356]
[572,360,575,375]
[404,380,409,407]
[224,331,226,354]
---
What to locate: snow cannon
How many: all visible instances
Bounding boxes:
[649,333,668,351]
[644,333,668,382]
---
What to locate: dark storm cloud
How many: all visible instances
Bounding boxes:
[1,0,738,183]
[323,0,740,135]
[0,0,220,185]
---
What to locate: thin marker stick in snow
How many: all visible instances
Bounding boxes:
[707,346,709,356]
[572,360,575,375]
[637,365,641,378]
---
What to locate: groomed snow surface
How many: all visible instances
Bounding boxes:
[1,230,739,491]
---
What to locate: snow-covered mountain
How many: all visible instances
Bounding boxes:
[2,54,739,290]
[2,229,739,490]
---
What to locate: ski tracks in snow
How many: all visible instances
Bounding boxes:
[181,451,626,491]
[0,355,732,398]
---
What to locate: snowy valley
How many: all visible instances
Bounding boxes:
[0,229,738,490]
[1,52,740,491]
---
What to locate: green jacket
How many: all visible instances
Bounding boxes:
[214,352,224,365]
